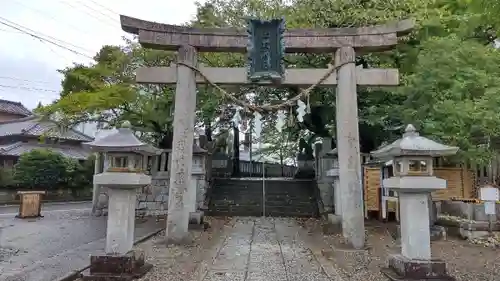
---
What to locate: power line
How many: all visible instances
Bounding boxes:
[39,39,74,64]
[10,0,98,39]
[0,17,94,59]
[0,16,94,54]
[58,0,120,29]
[74,0,117,23]
[87,0,120,16]
[0,76,53,85]
[0,84,59,93]
[0,28,23,34]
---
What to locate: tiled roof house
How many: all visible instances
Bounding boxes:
[0,99,32,120]
[0,100,94,166]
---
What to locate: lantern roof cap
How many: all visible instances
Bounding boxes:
[193,143,208,154]
[84,121,161,155]
[370,124,458,160]
[325,148,338,156]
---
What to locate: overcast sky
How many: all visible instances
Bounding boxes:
[0,0,203,110]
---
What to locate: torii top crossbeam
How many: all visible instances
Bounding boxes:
[120,15,414,53]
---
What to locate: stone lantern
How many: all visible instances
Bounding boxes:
[371,124,458,280]
[83,121,160,280]
[323,148,343,234]
[188,139,208,226]
[322,148,339,214]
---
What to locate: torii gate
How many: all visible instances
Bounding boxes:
[120,15,413,249]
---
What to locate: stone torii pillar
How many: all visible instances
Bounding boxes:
[335,46,364,249]
[165,45,198,243]
[120,15,414,248]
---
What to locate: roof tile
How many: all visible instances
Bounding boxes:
[0,99,32,116]
[0,116,93,142]
[0,142,90,160]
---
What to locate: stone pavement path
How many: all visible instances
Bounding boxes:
[202,217,335,281]
[0,202,163,281]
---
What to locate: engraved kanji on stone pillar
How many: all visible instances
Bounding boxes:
[165,45,198,244]
[335,46,365,249]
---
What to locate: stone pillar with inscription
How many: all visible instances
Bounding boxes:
[165,45,198,244]
[335,46,365,249]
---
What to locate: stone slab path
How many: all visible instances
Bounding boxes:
[202,217,337,281]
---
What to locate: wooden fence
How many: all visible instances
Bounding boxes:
[363,166,476,217]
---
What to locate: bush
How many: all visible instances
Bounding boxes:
[0,168,17,188]
[13,149,95,191]
[14,149,69,189]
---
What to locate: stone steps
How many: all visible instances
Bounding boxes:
[208,178,319,217]
[208,209,316,218]
[210,200,314,207]
[209,205,317,212]
[213,189,312,196]
[208,206,263,217]
[210,194,314,199]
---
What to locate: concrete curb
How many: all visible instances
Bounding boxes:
[0,200,92,208]
[54,227,164,281]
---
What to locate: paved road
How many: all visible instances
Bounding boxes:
[203,217,335,281]
[0,201,93,215]
[0,202,163,281]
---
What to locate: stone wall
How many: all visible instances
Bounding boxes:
[136,173,169,216]
[94,174,170,217]
[437,200,500,240]
[94,149,210,217]
[134,173,207,216]
[439,200,500,221]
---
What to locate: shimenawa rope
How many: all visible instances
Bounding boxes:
[176,59,354,113]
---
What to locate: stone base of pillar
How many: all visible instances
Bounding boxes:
[381,254,455,281]
[82,250,152,281]
[189,211,204,224]
[430,225,447,241]
[391,225,447,245]
[322,214,342,235]
[188,211,210,231]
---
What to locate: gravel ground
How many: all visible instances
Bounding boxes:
[74,216,231,281]
[300,219,500,281]
[135,217,231,281]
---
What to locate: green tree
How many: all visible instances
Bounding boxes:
[193,0,500,164]
[63,157,94,190]
[401,35,500,163]
[40,0,500,165]
[39,36,241,148]
[467,0,500,37]
[0,168,16,188]
[255,121,299,165]
[39,40,177,148]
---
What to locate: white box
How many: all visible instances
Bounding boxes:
[480,187,499,201]
[484,201,496,215]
